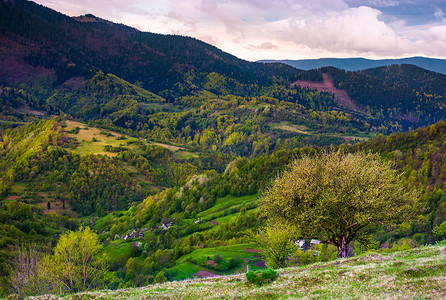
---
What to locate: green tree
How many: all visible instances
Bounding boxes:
[253,222,298,269]
[433,221,446,238]
[43,226,108,293]
[154,271,167,284]
[260,150,419,258]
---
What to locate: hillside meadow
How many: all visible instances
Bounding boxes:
[26,242,446,300]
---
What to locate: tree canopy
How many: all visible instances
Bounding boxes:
[260,150,420,258]
[43,226,108,293]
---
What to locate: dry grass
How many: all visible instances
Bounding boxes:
[152,142,199,159]
[270,122,310,135]
[29,242,446,299]
[39,198,78,218]
[64,120,138,157]
[65,121,198,159]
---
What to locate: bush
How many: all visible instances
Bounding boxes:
[213,254,222,263]
[228,254,243,269]
[246,269,279,286]
[154,271,167,284]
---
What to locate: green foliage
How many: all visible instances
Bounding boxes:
[260,150,420,258]
[383,238,419,253]
[154,271,167,284]
[3,1,446,295]
[245,269,279,286]
[44,226,108,293]
[254,222,298,269]
[433,221,446,237]
[354,233,380,255]
[213,254,222,263]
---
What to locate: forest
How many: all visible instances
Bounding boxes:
[2,117,446,295]
[1,0,446,297]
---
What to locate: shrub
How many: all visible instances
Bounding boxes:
[246,269,279,286]
[228,254,243,269]
[154,271,167,284]
[213,254,222,263]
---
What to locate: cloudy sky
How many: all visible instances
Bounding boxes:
[33,0,446,61]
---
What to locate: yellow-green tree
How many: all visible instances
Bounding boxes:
[254,222,298,269]
[42,226,108,293]
[260,150,420,258]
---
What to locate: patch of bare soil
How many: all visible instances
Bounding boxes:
[244,248,262,253]
[0,36,56,84]
[205,260,218,267]
[254,260,267,268]
[292,73,359,112]
[193,271,218,278]
[62,76,85,90]
[15,105,45,116]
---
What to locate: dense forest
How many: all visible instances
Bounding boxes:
[1,0,446,297]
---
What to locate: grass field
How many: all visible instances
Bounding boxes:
[31,242,446,299]
[105,239,136,260]
[166,243,262,281]
[269,121,375,142]
[197,194,257,218]
[65,120,140,157]
[270,122,311,135]
[176,243,259,265]
[165,261,202,281]
[65,120,198,159]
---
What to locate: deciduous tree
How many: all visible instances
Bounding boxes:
[42,226,108,293]
[254,222,298,269]
[260,150,420,258]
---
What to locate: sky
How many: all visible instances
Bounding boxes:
[33,0,446,61]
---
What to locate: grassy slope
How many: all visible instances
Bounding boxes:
[100,194,260,282]
[65,120,197,159]
[30,242,446,299]
[167,243,261,281]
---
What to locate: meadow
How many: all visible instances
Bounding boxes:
[28,241,446,299]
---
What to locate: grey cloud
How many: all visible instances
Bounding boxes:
[30,0,446,60]
[247,42,278,50]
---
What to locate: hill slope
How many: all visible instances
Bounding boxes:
[30,242,446,299]
[1,0,446,136]
[0,0,299,96]
[294,65,446,130]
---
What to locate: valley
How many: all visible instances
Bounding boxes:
[1,0,446,298]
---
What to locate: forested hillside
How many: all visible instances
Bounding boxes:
[296,66,446,130]
[1,0,446,135]
[1,0,446,297]
[3,119,446,294]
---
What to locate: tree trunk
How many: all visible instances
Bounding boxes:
[337,237,348,258]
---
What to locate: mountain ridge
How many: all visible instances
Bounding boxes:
[0,0,300,96]
[259,57,446,75]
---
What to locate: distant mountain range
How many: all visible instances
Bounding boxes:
[259,57,446,75]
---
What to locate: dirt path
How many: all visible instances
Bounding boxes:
[292,73,359,112]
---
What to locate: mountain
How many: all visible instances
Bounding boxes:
[259,57,446,75]
[2,1,446,296]
[293,65,446,130]
[2,0,446,135]
[0,0,299,97]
